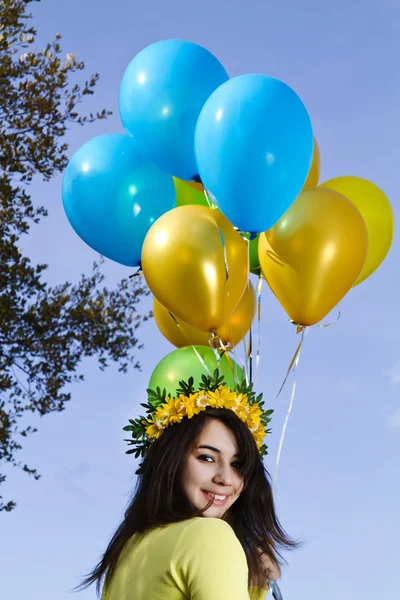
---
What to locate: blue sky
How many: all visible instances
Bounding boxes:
[1,0,399,598]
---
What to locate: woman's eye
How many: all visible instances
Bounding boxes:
[198,454,214,463]
[232,461,243,470]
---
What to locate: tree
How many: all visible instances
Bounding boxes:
[0,0,150,512]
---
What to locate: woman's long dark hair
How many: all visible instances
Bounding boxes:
[77,407,297,596]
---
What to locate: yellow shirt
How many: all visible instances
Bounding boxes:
[103,517,268,600]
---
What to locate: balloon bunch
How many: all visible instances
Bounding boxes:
[62,38,394,391]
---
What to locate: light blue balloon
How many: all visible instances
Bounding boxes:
[62,134,176,266]
[119,39,229,181]
[195,74,314,233]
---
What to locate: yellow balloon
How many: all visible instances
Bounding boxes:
[320,176,394,285]
[216,281,256,347]
[173,177,209,208]
[303,138,321,189]
[154,282,256,349]
[258,188,368,326]
[154,298,209,347]
[142,205,249,332]
[185,180,205,192]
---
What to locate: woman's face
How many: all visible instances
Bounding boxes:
[181,419,244,518]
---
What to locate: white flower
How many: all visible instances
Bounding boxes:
[196,394,209,409]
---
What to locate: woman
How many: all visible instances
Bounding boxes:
[77,373,295,598]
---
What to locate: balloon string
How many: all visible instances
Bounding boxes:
[216,319,244,387]
[248,326,253,384]
[203,188,217,210]
[166,310,213,377]
[241,335,250,386]
[219,342,240,386]
[218,227,229,284]
[239,236,252,386]
[208,331,238,382]
[255,273,263,386]
[272,308,340,487]
[317,308,341,329]
[129,265,143,279]
[273,328,307,489]
[276,326,308,398]
[208,331,222,371]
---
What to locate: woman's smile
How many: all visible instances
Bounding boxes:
[201,490,230,506]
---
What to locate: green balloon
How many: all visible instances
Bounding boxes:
[249,235,261,275]
[148,346,245,397]
[173,178,209,208]
[244,233,261,275]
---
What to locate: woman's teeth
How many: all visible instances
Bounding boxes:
[204,491,228,502]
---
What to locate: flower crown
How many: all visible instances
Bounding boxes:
[123,370,273,458]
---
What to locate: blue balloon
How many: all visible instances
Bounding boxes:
[62,134,176,266]
[119,39,229,181]
[195,74,314,233]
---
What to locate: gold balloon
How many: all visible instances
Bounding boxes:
[185,180,205,192]
[258,188,368,326]
[154,282,256,349]
[142,205,249,332]
[154,298,209,347]
[303,138,321,189]
[320,176,394,285]
[216,281,256,347]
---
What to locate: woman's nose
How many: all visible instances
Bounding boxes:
[212,462,233,486]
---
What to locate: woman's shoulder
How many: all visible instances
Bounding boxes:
[171,518,249,591]
[171,516,236,540]
[142,518,244,567]
[172,517,245,559]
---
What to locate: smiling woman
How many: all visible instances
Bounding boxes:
[76,377,294,599]
[181,420,245,518]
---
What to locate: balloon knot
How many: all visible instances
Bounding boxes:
[129,262,142,278]
[289,320,306,334]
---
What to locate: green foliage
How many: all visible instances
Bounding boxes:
[147,386,168,408]
[235,378,264,406]
[176,376,195,397]
[123,417,151,459]
[0,0,150,512]
[198,369,225,392]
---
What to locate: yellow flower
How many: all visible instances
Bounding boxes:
[207,386,237,409]
[154,397,186,425]
[145,419,165,439]
[182,393,206,419]
[234,393,249,406]
[235,403,251,422]
[252,426,266,448]
[245,405,263,429]
[248,404,263,419]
